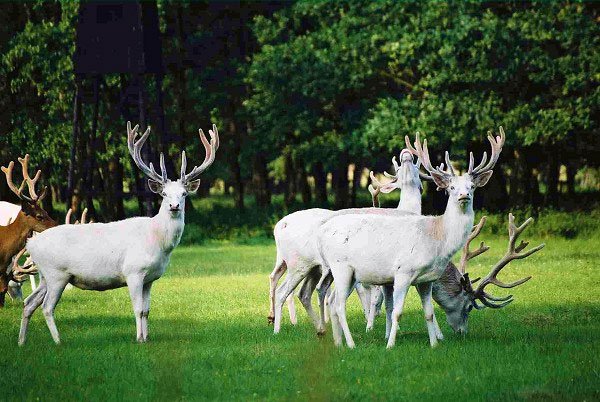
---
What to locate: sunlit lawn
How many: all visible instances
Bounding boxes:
[1,234,599,401]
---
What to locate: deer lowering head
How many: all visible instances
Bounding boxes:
[0,155,56,306]
[127,121,219,218]
[432,214,545,334]
[405,128,506,213]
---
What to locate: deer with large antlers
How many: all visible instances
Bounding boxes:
[316,128,506,348]
[431,213,544,333]
[19,122,219,345]
[0,155,57,306]
[270,148,432,335]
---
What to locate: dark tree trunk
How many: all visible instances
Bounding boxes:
[566,161,576,197]
[84,76,99,218]
[138,77,154,216]
[252,151,271,207]
[109,156,125,220]
[229,122,244,211]
[545,149,560,206]
[67,80,81,208]
[299,165,311,206]
[350,162,362,207]
[283,151,296,208]
[332,153,349,209]
[313,161,327,207]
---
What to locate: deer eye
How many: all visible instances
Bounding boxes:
[36,214,44,221]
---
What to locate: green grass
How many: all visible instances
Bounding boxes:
[1,234,599,401]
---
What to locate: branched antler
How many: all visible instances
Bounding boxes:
[473,213,545,308]
[1,154,47,202]
[458,216,490,274]
[10,248,37,283]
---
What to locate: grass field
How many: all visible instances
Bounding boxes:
[1,234,599,401]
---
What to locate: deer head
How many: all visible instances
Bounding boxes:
[1,154,56,233]
[432,214,545,334]
[127,122,219,217]
[368,149,433,207]
[405,128,506,212]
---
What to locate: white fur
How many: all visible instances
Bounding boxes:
[19,180,190,345]
[319,175,479,348]
[0,201,20,226]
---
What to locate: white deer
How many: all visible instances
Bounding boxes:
[19,121,219,345]
[269,149,431,335]
[317,128,505,348]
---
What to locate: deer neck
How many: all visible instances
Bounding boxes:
[397,185,422,214]
[440,200,474,260]
[0,212,31,268]
[152,203,186,254]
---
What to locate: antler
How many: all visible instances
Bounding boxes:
[180,124,220,183]
[127,122,167,183]
[473,213,545,308]
[405,132,455,179]
[10,248,37,283]
[368,171,393,207]
[468,126,506,176]
[65,208,89,225]
[17,154,45,200]
[458,216,490,274]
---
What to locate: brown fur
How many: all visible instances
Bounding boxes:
[0,202,56,306]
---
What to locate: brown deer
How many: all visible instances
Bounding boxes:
[0,155,56,306]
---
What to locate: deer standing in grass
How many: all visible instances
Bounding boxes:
[269,148,431,335]
[317,128,506,348]
[0,155,56,306]
[19,122,219,345]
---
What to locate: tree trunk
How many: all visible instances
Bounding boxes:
[252,151,271,207]
[138,78,154,216]
[283,151,296,208]
[332,154,349,209]
[566,161,576,197]
[313,161,327,207]
[545,148,560,206]
[299,165,311,206]
[84,76,99,219]
[350,162,362,207]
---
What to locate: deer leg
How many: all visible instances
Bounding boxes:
[268,260,286,324]
[18,279,47,346]
[416,282,439,347]
[41,276,69,345]
[316,271,333,331]
[127,275,145,343]
[273,270,306,334]
[327,288,343,346]
[366,285,383,332]
[287,293,297,325]
[354,282,371,320]
[141,281,153,342]
[383,284,393,340]
[30,274,37,291]
[386,274,413,349]
[332,270,356,348]
[297,268,324,335]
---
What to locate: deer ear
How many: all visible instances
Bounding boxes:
[185,179,201,194]
[147,179,163,194]
[473,171,493,188]
[430,171,451,189]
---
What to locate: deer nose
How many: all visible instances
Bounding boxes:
[458,193,470,200]
[400,149,413,163]
[169,203,180,211]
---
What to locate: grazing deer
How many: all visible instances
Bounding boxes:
[0,155,57,306]
[19,122,219,345]
[431,214,544,333]
[317,128,505,348]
